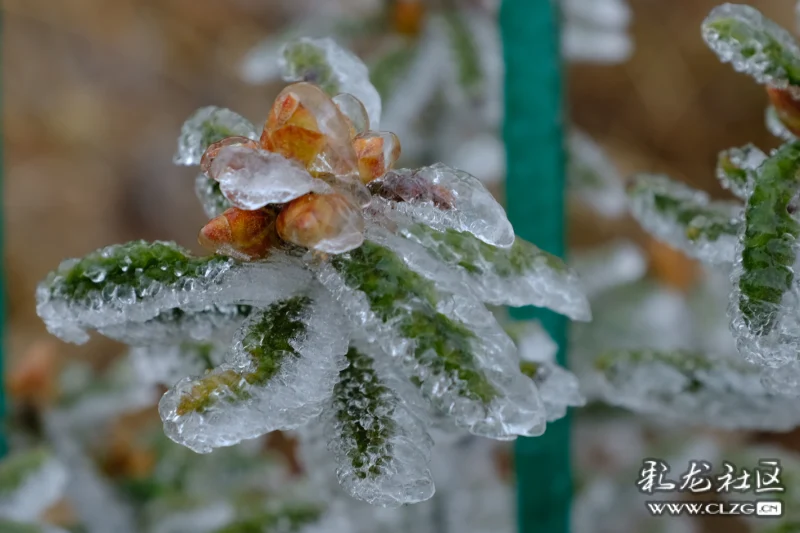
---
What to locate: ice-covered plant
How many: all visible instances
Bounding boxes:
[590,2,800,433]
[36,39,590,507]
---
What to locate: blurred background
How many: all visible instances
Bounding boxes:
[4,0,799,532]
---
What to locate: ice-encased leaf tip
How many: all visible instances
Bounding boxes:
[715,144,767,200]
[160,289,349,454]
[174,107,259,166]
[627,173,742,265]
[279,37,382,129]
[702,3,800,92]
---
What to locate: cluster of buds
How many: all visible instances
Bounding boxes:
[197,82,402,260]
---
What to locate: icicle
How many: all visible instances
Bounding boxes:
[160,288,349,453]
[628,173,742,265]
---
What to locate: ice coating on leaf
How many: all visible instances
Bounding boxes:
[317,240,547,440]
[628,173,742,265]
[322,341,434,507]
[371,164,514,248]
[174,107,259,166]
[279,38,382,128]
[0,449,67,523]
[507,321,585,422]
[160,289,350,454]
[570,241,647,298]
[195,174,232,219]
[594,350,800,430]
[767,105,798,141]
[210,145,331,210]
[730,142,800,367]
[98,304,251,346]
[702,4,800,95]
[567,129,627,217]
[130,342,227,387]
[715,143,767,200]
[36,241,311,344]
[387,222,591,321]
[761,360,800,397]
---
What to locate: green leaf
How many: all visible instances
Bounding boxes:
[737,142,800,334]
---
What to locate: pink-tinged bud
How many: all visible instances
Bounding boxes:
[198,207,279,261]
[353,131,401,184]
[200,136,259,176]
[277,193,365,254]
[767,86,800,137]
[368,170,454,209]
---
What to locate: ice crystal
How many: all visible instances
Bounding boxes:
[595,349,800,430]
[702,3,800,95]
[628,173,742,265]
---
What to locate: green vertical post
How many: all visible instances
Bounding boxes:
[500,1,570,533]
[0,5,7,458]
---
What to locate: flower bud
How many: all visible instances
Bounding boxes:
[277,193,365,254]
[353,131,401,183]
[198,207,279,261]
[200,136,258,176]
[767,86,800,137]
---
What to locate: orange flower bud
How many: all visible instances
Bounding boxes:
[200,136,259,176]
[198,207,279,261]
[261,83,357,176]
[353,131,401,184]
[277,193,365,253]
[393,0,426,36]
[767,86,800,137]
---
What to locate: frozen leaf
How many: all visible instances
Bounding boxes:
[277,193,365,254]
[211,502,324,533]
[317,241,546,439]
[702,4,800,92]
[570,241,647,298]
[130,342,227,387]
[567,129,627,217]
[195,174,232,219]
[767,105,798,141]
[36,241,311,343]
[508,321,585,422]
[280,38,382,129]
[370,164,514,248]
[628,173,742,265]
[730,142,800,367]
[174,107,259,166]
[594,350,800,430]
[392,223,591,321]
[160,288,349,453]
[715,143,767,200]
[322,341,434,507]
[208,145,331,211]
[0,449,67,522]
